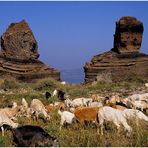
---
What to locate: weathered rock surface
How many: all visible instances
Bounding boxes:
[1,20,39,61]
[0,20,60,82]
[113,16,144,53]
[84,16,148,83]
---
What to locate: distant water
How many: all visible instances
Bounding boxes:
[61,68,84,84]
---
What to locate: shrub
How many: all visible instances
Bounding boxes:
[0,77,20,90]
[33,78,58,91]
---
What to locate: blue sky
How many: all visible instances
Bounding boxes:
[0,1,148,70]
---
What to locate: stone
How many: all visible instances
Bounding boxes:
[0,20,60,82]
[84,16,148,83]
[1,20,39,61]
[113,16,144,53]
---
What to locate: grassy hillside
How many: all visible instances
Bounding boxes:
[0,77,147,147]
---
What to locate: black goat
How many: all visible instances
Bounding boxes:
[57,90,65,101]
[11,125,59,147]
[45,91,51,100]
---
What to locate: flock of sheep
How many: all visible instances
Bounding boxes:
[0,83,148,146]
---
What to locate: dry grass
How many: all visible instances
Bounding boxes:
[0,77,147,146]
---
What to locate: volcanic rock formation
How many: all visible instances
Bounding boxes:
[0,20,60,82]
[84,16,148,83]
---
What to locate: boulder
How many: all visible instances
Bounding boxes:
[1,20,39,61]
[113,16,144,53]
[84,16,148,83]
[0,20,60,82]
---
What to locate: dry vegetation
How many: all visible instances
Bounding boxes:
[0,77,147,147]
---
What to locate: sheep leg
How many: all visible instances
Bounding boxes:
[98,118,104,135]
[100,125,104,135]
[26,108,31,118]
[114,122,120,134]
[1,126,4,136]
[121,120,132,136]
[60,118,65,130]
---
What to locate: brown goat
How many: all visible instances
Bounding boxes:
[45,105,55,114]
[46,102,65,114]
[73,107,99,123]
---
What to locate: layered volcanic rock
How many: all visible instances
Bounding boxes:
[84,16,148,83]
[0,20,60,82]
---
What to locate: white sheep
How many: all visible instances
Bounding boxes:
[82,98,93,106]
[128,93,148,102]
[97,106,132,136]
[0,105,21,121]
[30,99,50,120]
[64,98,72,108]
[88,101,103,108]
[58,110,76,130]
[0,112,18,136]
[131,100,148,111]
[122,109,148,122]
[65,98,93,108]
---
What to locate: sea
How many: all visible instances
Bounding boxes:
[61,68,84,84]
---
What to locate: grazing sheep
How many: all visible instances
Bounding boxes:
[74,107,99,123]
[131,100,148,111]
[58,110,76,130]
[11,125,59,147]
[0,106,21,121]
[65,98,93,108]
[88,101,103,108]
[122,109,148,122]
[107,95,121,105]
[97,106,132,136]
[91,94,103,102]
[127,93,148,102]
[82,98,93,107]
[30,99,50,120]
[122,93,148,111]
[64,98,73,108]
[0,112,18,136]
[66,98,83,108]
